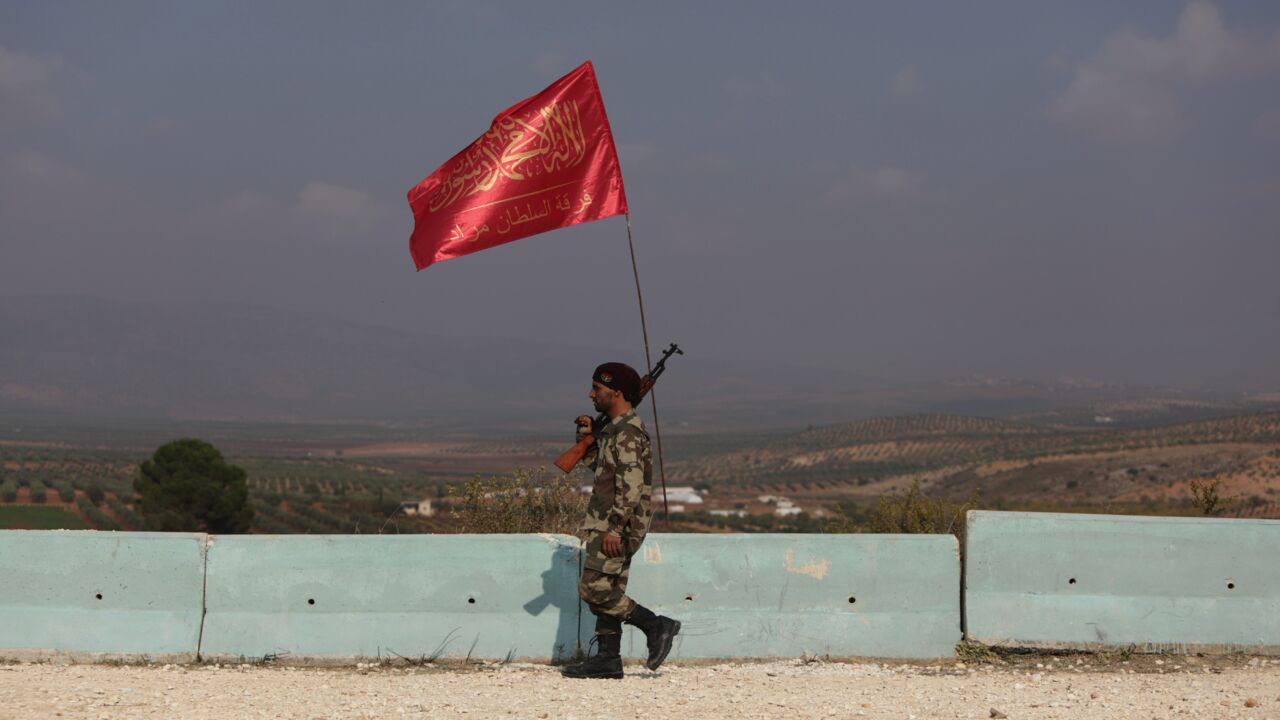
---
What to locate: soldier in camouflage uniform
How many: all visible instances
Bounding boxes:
[561,362,681,679]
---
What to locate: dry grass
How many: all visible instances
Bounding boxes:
[450,466,587,534]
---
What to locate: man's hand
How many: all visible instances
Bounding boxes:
[602,532,623,557]
[575,415,594,440]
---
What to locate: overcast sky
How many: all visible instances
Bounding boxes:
[2,2,1278,390]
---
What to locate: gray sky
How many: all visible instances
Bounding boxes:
[3,1,1278,390]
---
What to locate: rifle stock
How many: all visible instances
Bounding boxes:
[554,434,597,473]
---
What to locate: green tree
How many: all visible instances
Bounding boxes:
[134,439,254,533]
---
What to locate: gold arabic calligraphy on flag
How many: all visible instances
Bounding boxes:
[445,190,593,245]
[427,100,588,214]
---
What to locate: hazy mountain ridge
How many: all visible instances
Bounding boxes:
[0,295,878,430]
[1,295,1267,432]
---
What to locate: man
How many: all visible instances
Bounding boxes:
[560,362,681,679]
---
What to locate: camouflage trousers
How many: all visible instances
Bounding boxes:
[578,531,636,629]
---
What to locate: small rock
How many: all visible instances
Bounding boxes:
[1245,698,1259,708]
[990,709,1007,719]
[1090,692,1100,699]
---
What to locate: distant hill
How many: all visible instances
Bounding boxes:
[668,412,1280,516]
[2,295,1272,432]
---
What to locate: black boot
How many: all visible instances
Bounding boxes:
[625,604,681,671]
[560,632,623,679]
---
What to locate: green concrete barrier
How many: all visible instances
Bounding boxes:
[964,511,1280,652]
[0,530,207,662]
[201,533,960,662]
[618,533,961,659]
[198,534,584,662]
[16,518,1279,662]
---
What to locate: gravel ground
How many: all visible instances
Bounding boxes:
[1,656,1278,720]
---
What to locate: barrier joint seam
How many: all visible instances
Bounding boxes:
[195,534,213,661]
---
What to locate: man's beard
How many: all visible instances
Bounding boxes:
[592,390,613,413]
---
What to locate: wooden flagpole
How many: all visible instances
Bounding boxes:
[623,213,670,527]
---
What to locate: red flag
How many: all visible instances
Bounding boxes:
[407,61,628,270]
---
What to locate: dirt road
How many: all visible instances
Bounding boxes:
[1,657,1278,719]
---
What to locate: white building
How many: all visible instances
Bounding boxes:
[398,499,435,517]
[663,486,704,505]
[584,484,703,505]
[774,499,802,517]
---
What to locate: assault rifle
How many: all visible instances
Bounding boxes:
[553,343,682,473]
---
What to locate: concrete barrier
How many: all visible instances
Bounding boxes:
[0,530,207,662]
[617,533,961,659]
[964,511,1280,652]
[198,534,583,662]
[20,515,1277,662]
[200,533,960,662]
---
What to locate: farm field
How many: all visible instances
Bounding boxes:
[1,411,1278,533]
[0,419,582,533]
[0,505,88,530]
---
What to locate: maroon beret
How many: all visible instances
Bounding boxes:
[593,362,642,405]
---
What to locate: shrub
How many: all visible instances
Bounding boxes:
[1189,477,1231,516]
[86,506,121,531]
[106,496,143,528]
[824,500,873,533]
[86,484,106,506]
[451,466,587,534]
[866,480,977,543]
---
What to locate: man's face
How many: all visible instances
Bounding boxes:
[589,381,616,413]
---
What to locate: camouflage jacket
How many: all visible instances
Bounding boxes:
[579,410,653,549]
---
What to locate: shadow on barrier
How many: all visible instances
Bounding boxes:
[198,534,588,663]
[521,542,583,661]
